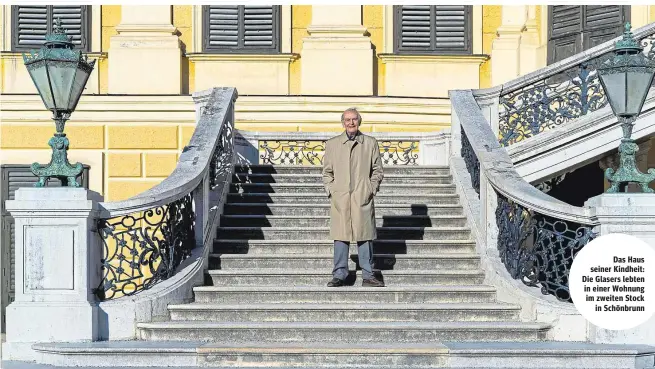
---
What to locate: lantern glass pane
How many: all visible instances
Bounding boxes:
[600,72,627,116]
[626,70,655,116]
[26,61,55,110]
[47,60,77,110]
[67,64,91,111]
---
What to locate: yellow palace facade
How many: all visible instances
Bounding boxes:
[1,4,655,203]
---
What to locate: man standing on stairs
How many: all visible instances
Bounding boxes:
[322,107,385,288]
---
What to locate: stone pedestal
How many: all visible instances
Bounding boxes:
[108,5,182,94]
[584,193,655,344]
[300,5,373,96]
[3,188,102,360]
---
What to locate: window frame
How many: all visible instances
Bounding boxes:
[393,5,473,55]
[11,5,91,52]
[202,5,282,54]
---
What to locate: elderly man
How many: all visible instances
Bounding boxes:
[322,107,385,287]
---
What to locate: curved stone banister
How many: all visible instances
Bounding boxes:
[474,22,655,99]
[450,89,597,225]
[98,87,238,218]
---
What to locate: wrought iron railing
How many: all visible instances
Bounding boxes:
[498,28,655,147]
[94,88,237,300]
[495,193,597,302]
[460,126,480,195]
[452,89,600,303]
[259,139,419,166]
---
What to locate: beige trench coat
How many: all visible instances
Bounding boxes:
[322,131,384,242]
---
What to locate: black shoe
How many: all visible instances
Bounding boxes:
[327,278,344,287]
[362,277,385,287]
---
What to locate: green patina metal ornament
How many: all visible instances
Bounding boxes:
[22,18,95,187]
[597,23,655,193]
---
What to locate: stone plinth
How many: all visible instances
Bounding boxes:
[3,188,102,360]
[584,193,655,344]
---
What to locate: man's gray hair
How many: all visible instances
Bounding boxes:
[341,107,363,124]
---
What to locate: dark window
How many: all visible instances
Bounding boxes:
[203,5,281,53]
[11,5,91,52]
[393,5,473,55]
[548,5,630,64]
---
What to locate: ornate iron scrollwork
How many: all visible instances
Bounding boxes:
[258,139,420,166]
[498,33,655,147]
[95,193,195,300]
[495,193,597,302]
[460,126,480,195]
[210,119,235,188]
[260,140,325,165]
[378,141,418,166]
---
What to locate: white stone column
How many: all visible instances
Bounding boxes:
[108,5,182,94]
[2,188,102,360]
[300,5,374,96]
[584,193,655,344]
[491,5,528,86]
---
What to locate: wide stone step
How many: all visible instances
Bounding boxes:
[206,269,485,286]
[192,286,499,304]
[219,215,467,228]
[216,226,472,240]
[233,173,453,185]
[30,341,655,368]
[230,183,456,195]
[209,253,480,270]
[196,342,449,368]
[226,193,460,205]
[137,321,551,342]
[223,203,464,216]
[234,165,450,176]
[167,302,521,322]
[213,239,477,255]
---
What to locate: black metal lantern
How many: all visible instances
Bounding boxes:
[23,18,96,187]
[597,23,655,193]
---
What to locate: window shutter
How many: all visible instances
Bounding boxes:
[204,5,279,52]
[244,6,275,48]
[583,6,628,49]
[52,6,86,48]
[548,5,629,65]
[399,5,431,50]
[395,5,471,54]
[12,5,89,51]
[13,6,48,50]
[548,6,583,64]
[434,5,469,52]
[206,6,239,48]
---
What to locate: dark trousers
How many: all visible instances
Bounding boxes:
[332,240,374,281]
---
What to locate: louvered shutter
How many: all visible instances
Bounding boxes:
[434,6,469,52]
[548,5,629,65]
[548,6,583,64]
[12,5,89,51]
[0,165,90,333]
[13,6,48,50]
[583,6,627,49]
[395,5,471,54]
[204,5,279,52]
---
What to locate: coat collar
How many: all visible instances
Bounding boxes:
[340,130,364,144]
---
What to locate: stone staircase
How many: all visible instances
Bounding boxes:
[135,164,551,366]
[16,164,655,368]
